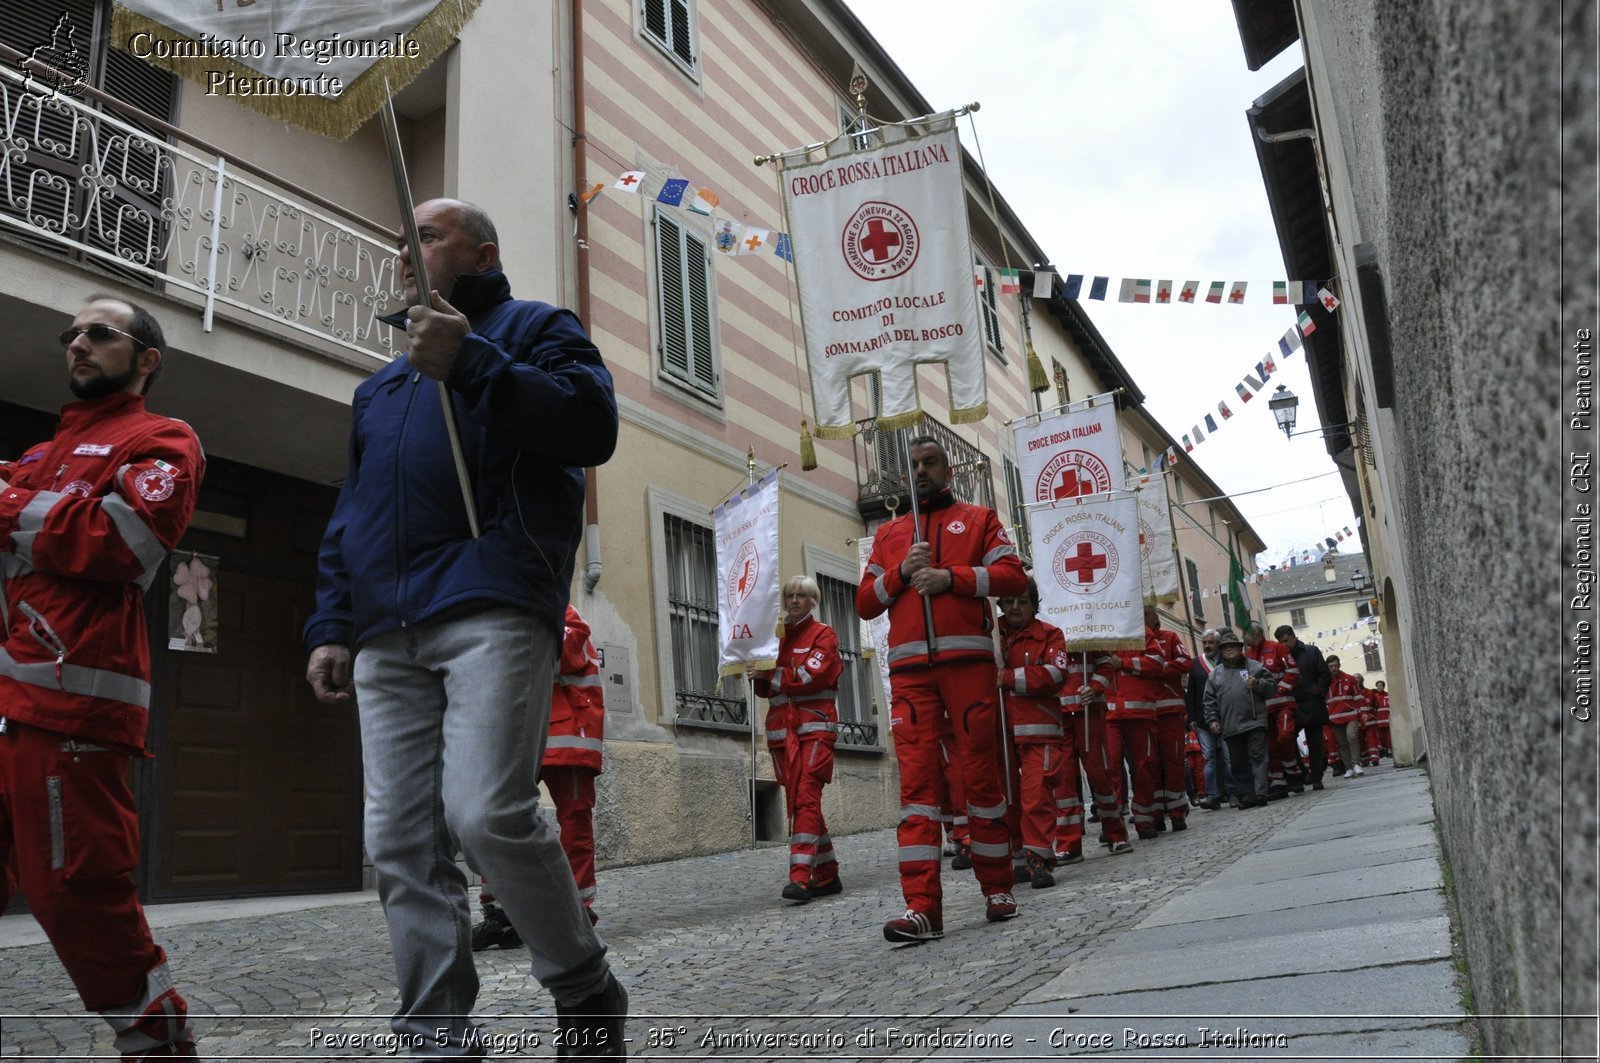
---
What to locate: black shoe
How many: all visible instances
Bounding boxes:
[1136,830,1158,840]
[471,910,521,951]
[812,876,843,898]
[781,881,812,903]
[1311,780,1325,791]
[950,844,973,870]
[1026,852,1055,889]
[1153,819,1168,832]
[555,970,628,1059]
[1198,797,1221,811]
[1266,788,1289,801]
[1171,818,1187,832]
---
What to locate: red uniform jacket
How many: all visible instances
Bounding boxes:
[855,491,1026,671]
[546,605,605,772]
[1148,627,1193,716]
[999,618,1069,743]
[1245,638,1299,712]
[1106,627,1167,720]
[1373,689,1391,723]
[1327,671,1362,724]
[0,394,203,748]
[753,613,842,749]
[1059,651,1117,712]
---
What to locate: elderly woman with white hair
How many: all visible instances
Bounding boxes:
[751,575,844,903]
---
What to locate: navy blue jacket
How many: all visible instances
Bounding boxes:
[303,269,617,652]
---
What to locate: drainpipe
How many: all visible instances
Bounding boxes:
[570,0,603,592]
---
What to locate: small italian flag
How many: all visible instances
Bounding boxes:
[1134,278,1152,303]
[1206,281,1226,304]
[1272,281,1289,304]
[1297,310,1317,336]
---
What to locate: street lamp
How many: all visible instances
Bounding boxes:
[1268,384,1298,438]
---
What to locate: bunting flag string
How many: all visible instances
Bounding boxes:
[590,166,797,266]
[1042,273,1334,306]
[1259,521,1363,572]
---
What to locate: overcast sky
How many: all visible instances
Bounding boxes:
[848,0,1359,570]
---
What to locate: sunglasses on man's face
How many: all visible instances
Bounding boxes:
[58,323,144,349]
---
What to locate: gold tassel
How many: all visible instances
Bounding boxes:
[1026,341,1050,394]
[799,419,818,471]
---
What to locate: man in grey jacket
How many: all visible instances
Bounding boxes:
[1202,628,1280,808]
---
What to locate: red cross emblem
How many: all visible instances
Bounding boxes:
[859,218,902,262]
[1181,286,1195,301]
[1228,288,1244,303]
[1157,285,1170,301]
[1062,541,1108,584]
[619,174,639,187]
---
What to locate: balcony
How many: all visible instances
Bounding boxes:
[851,414,997,525]
[0,60,402,365]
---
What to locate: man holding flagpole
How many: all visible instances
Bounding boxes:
[857,437,1027,942]
[303,199,627,1056]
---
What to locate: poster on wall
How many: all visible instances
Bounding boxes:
[167,552,218,653]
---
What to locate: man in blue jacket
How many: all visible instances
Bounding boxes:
[303,199,625,1058]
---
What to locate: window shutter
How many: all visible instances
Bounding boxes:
[655,211,690,379]
[685,230,713,391]
[643,0,668,47]
[669,0,694,64]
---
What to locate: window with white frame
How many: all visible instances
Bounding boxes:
[815,574,880,748]
[976,260,1005,360]
[1363,640,1382,672]
[641,0,697,74]
[653,207,719,402]
[837,101,874,152]
[659,508,744,726]
[1290,607,1307,627]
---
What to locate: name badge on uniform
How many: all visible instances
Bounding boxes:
[73,443,112,456]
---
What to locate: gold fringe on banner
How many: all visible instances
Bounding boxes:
[1026,341,1050,393]
[948,402,989,425]
[799,418,817,471]
[813,422,859,440]
[111,0,483,140]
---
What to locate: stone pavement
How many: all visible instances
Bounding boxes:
[0,763,1478,1060]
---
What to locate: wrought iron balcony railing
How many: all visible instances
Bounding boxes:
[0,61,403,363]
[851,414,997,524]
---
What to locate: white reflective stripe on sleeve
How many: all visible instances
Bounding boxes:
[982,545,1016,565]
[874,577,893,606]
[795,666,813,684]
[898,845,942,863]
[9,492,63,566]
[1044,665,1063,684]
[102,489,169,591]
[765,728,788,742]
[1012,723,1063,738]
[0,647,150,708]
[973,566,990,597]
[546,735,603,754]
[1013,667,1027,693]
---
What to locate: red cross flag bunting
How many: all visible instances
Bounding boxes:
[1026,489,1146,650]
[777,114,986,437]
[714,469,783,677]
[111,0,481,138]
[1012,392,1125,508]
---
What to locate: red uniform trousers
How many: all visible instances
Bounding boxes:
[767,729,838,888]
[1007,738,1064,864]
[1267,704,1299,788]
[940,727,969,848]
[1105,715,1158,834]
[540,764,599,908]
[1361,714,1383,765]
[1062,706,1129,848]
[1153,711,1190,824]
[0,724,194,1056]
[1184,727,1206,800]
[889,661,1011,913]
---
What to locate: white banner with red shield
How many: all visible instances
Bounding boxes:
[714,470,782,677]
[779,116,986,437]
[1132,478,1180,600]
[1027,490,1146,650]
[1012,395,1125,507]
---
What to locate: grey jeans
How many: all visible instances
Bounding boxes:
[355,606,609,1055]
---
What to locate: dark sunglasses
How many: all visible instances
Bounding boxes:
[58,323,146,349]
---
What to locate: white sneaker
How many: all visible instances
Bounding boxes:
[1343,769,1354,778]
[1354,766,1365,776]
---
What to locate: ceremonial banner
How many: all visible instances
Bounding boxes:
[1027,491,1145,650]
[857,537,893,716]
[1012,395,1124,506]
[714,470,782,677]
[779,116,986,437]
[1131,480,1179,600]
[111,0,481,138]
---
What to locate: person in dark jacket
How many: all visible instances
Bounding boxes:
[1202,628,1279,807]
[1184,629,1235,810]
[303,199,626,1057]
[1276,624,1332,790]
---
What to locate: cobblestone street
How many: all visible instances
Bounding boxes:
[1,764,1474,1060]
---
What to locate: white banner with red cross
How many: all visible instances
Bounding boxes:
[714,470,782,677]
[778,115,986,437]
[1132,478,1179,601]
[1026,490,1146,651]
[1012,394,1125,507]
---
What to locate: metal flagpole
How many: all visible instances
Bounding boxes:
[378,88,480,539]
[900,427,939,658]
[743,446,761,849]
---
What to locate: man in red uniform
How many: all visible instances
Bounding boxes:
[857,437,1027,942]
[475,603,610,947]
[754,576,843,903]
[1145,607,1193,832]
[0,296,204,1060]
[1373,680,1392,759]
[1105,624,1166,839]
[997,580,1069,888]
[1244,623,1301,797]
[1325,656,1364,778]
[1054,646,1127,860]
[1354,673,1382,766]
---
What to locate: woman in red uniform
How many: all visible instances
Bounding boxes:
[753,576,844,903]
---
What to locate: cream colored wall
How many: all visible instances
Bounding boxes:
[1265,596,1387,689]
